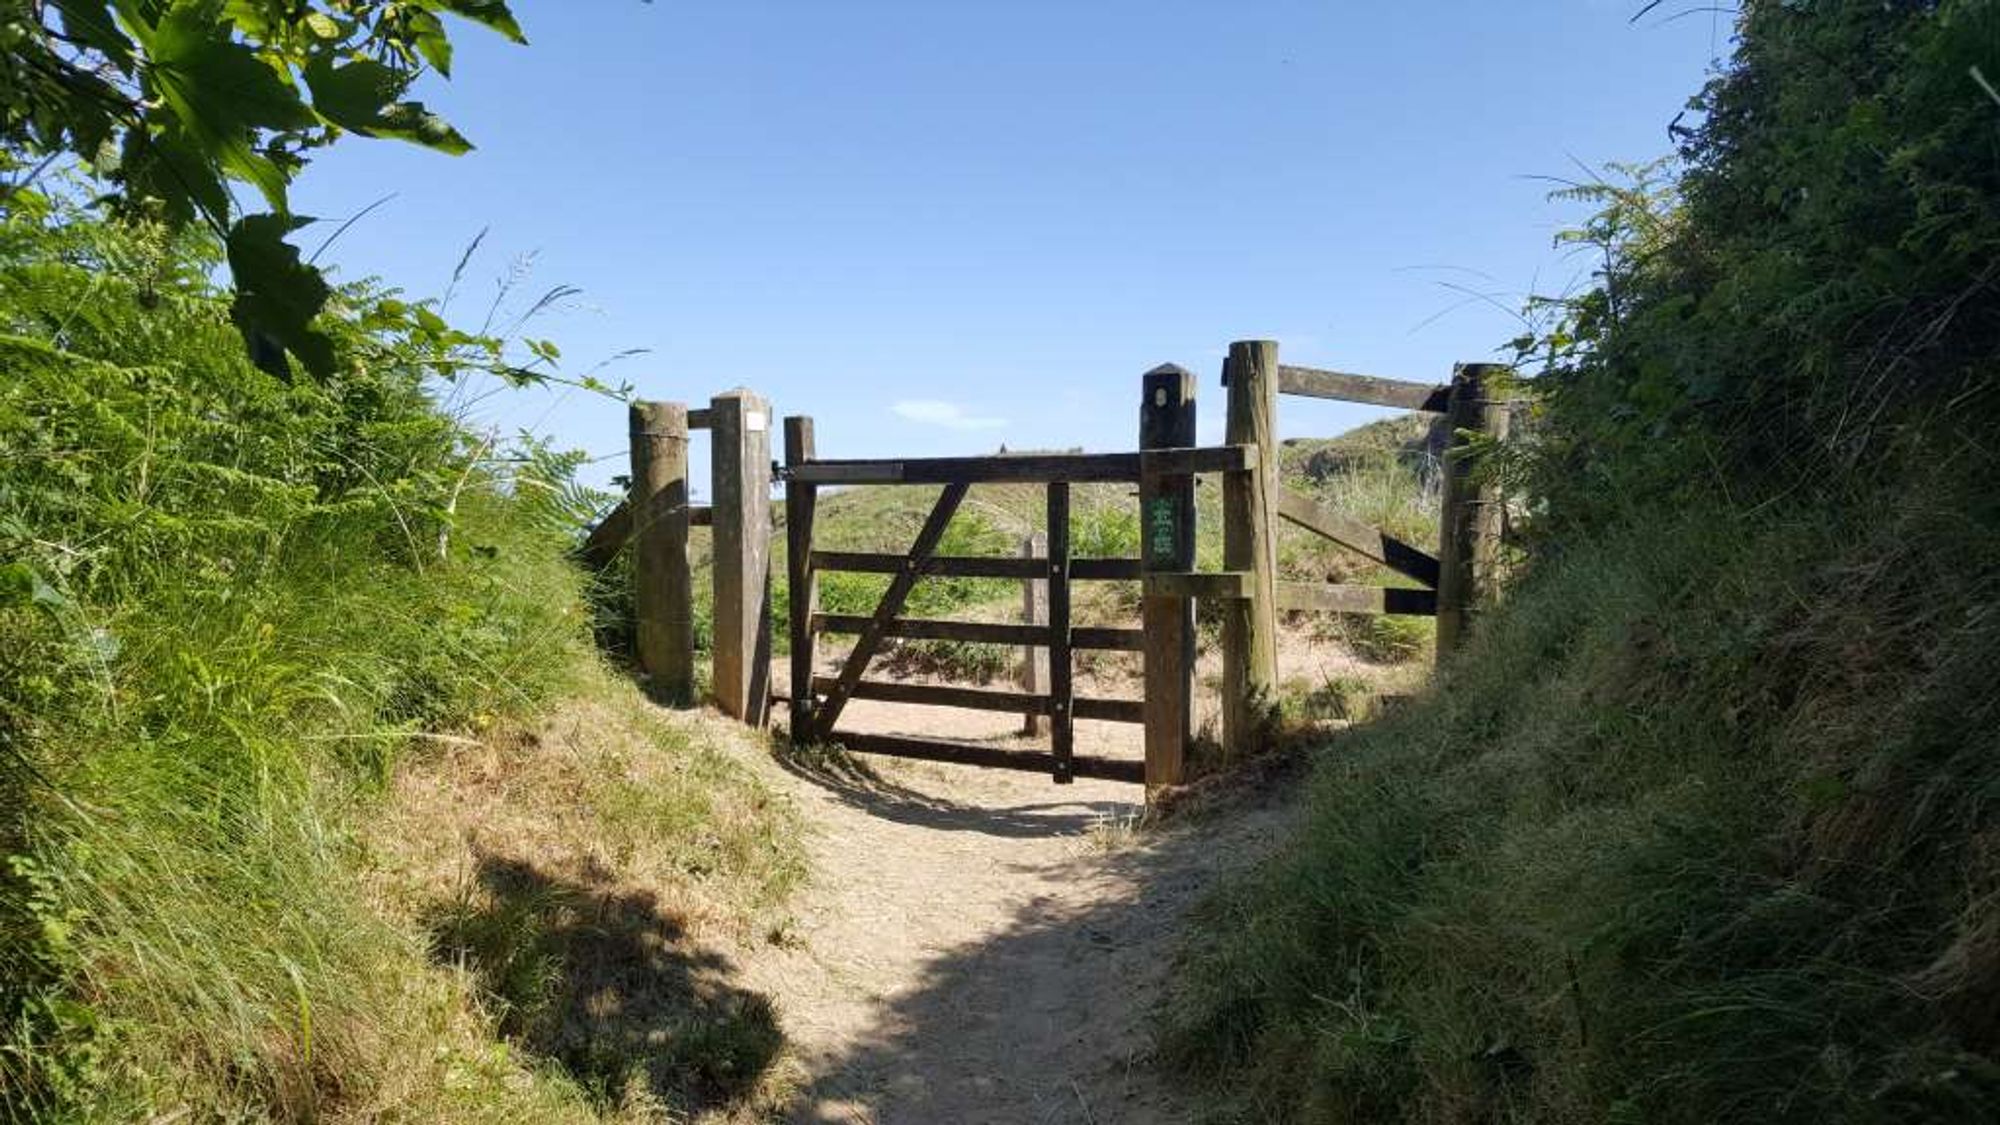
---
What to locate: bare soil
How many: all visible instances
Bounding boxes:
[731,662,1300,1124]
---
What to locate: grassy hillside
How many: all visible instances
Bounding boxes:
[0,210,800,1121]
[1160,3,2000,1121]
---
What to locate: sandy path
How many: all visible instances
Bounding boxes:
[725,670,1297,1124]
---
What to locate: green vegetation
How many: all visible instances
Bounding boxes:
[1,0,532,378]
[1163,3,2000,1121]
[0,207,798,1121]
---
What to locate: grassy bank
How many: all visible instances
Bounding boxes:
[1161,3,2000,1120]
[0,214,800,1121]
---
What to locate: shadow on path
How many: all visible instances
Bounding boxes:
[771,738,1143,840]
[785,785,1295,1124]
[425,850,782,1112]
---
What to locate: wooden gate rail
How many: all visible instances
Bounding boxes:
[785,445,1254,487]
[784,373,1246,784]
[1273,490,1440,588]
[1275,364,1452,413]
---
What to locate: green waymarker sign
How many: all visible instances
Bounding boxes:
[1147,496,1179,563]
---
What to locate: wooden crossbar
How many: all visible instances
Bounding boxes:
[786,445,1255,486]
[812,552,1142,581]
[1276,489,1441,588]
[814,614,1143,651]
[1275,582,1438,616]
[830,732,1144,784]
[1275,364,1452,413]
[807,677,1143,725]
[576,497,711,568]
[814,615,1044,646]
[1071,557,1144,581]
[814,482,970,738]
[813,552,1044,579]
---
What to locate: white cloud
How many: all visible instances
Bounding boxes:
[892,399,1007,430]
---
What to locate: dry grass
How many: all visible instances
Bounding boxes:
[363,665,807,1121]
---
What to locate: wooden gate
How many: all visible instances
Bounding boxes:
[1202,341,1510,757]
[781,366,1251,787]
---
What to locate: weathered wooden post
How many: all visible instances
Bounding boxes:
[710,389,773,726]
[1019,531,1050,737]
[1140,364,1197,789]
[1435,363,1511,662]
[629,400,695,704]
[1222,340,1280,760]
[1047,483,1075,783]
[784,416,818,745]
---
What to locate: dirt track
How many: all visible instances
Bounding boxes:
[727,678,1297,1124]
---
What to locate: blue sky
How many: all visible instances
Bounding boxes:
[293,1,1726,494]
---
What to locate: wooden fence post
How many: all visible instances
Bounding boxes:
[1047,484,1075,783]
[1140,364,1197,789]
[1019,531,1050,737]
[629,400,694,704]
[784,416,818,745]
[1435,363,1511,662]
[1222,340,1280,760]
[710,389,774,726]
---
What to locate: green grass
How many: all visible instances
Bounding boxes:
[0,215,801,1122]
[1159,481,2000,1123]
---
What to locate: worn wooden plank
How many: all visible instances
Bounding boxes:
[1276,364,1452,413]
[629,401,695,704]
[814,482,971,739]
[787,445,1254,486]
[1223,342,1280,763]
[686,407,716,429]
[1276,489,1440,588]
[1140,364,1197,790]
[812,551,1044,579]
[1435,364,1512,661]
[1047,481,1075,783]
[710,390,774,726]
[830,732,1144,784]
[814,614,1045,646]
[1143,571,1253,600]
[1072,626,1145,652]
[1020,532,1050,737]
[784,416,818,747]
[578,499,633,570]
[1074,696,1144,724]
[814,618,1156,654]
[1276,582,1439,616]
[811,676,1049,715]
[689,504,714,528]
[1071,557,1144,581]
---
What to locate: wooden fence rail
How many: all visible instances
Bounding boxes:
[582,342,1509,801]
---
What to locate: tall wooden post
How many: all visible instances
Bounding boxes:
[1047,484,1075,784]
[629,400,694,705]
[784,416,818,745]
[1435,363,1511,662]
[1222,340,1280,760]
[1019,531,1050,737]
[1140,364,1197,790]
[710,389,773,725]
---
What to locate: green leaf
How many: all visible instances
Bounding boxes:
[227,213,336,379]
[303,58,472,154]
[424,0,528,44]
[119,121,229,227]
[406,10,454,76]
[0,563,70,612]
[51,0,135,70]
[138,0,317,212]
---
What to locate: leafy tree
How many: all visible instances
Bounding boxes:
[0,0,525,377]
